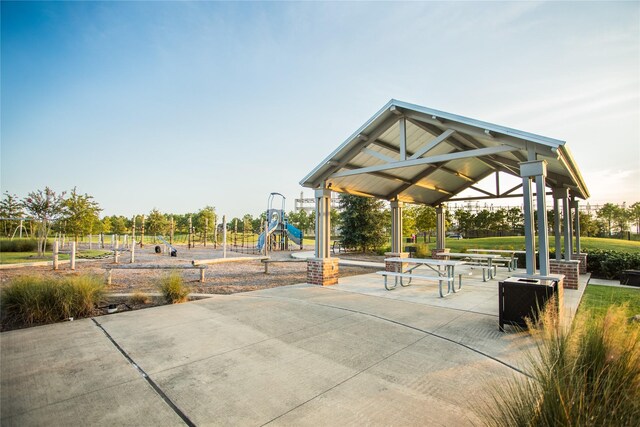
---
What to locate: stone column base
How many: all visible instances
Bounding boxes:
[550,260,580,289]
[307,258,339,286]
[573,253,588,274]
[385,252,408,272]
[431,248,450,260]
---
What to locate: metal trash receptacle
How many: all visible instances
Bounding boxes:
[499,277,558,331]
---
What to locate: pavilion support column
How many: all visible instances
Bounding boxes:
[314,188,331,259]
[520,167,536,275]
[562,194,572,261]
[571,198,581,255]
[571,198,587,274]
[552,188,565,261]
[432,205,450,259]
[386,200,408,272]
[549,188,580,289]
[390,200,403,254]
[308,188,338,286]
[567,199,574,256]
[534,165,550,276]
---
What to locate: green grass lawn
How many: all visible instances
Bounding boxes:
[580,284,640,318]
[0,250,111,264]
[407,236,640,254]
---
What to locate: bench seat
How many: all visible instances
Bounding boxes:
[376,271,453,296]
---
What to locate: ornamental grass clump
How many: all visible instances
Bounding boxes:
[1,274,104,327]
[483,304,640,427]
[158,273,189,304]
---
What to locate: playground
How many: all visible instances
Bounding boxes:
[0,243,371,296]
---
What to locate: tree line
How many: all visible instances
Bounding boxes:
[2,188,638,256]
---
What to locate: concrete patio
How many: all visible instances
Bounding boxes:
[1,269,587,426]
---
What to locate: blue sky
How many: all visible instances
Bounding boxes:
[2,1,638,218]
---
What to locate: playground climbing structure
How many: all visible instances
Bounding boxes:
[256,193,303,252]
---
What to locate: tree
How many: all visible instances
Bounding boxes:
[506,207,524,233]
[613,206,630,234]
[146,208,168,239]
[22,187,66,256]
[630,202,640,234]
[110,216,128,235]
[172,213,191,235]
[338,194,386,252]
[402,206,416,237]
[101,216,112,234]
[597,203,620,237]
[411,205,436,242]
[242,214,254,234]
[330,208,339,236]
[474,209,492,236]
[288,210,310,234]
[578,211,599,237]
[0,192,25,237]
[63,187,102,243]
[454,209,474,236]
[492,208,508,234]
[252,212,267,234]
[414,205,436,235]
[194,206,217,236]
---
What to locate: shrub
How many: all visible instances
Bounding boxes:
[0,238,52,252]
[1,275,104,327]
[585,249,640,280]
[128,291,150,306]
[483,304,640,426]
[415,243,430,258]
[158,274,189,304]
[511,249,640,280]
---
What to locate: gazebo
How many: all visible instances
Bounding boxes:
[300,99,589,288]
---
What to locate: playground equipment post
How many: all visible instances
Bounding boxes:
[264,219,269,257]
[222,215,227,258]
[140,215,145,247]
[204,217,208,247]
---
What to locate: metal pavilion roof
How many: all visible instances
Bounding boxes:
[300,99,589,205]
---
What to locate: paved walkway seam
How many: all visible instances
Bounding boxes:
[91,319,195,427]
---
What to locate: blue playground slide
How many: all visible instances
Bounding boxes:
[256,221,303,250]
[286,223,302,245]
[256,219,279,250]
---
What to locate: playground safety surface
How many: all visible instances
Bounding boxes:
[0,245,373,295]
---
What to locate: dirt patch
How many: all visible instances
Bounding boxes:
[0,244,378,296]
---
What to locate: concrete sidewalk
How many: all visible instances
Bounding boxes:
[2,279,554,426]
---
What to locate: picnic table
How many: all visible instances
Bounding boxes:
[441,253,502,280]
[466,249,533,271]
[379,257,468,297]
